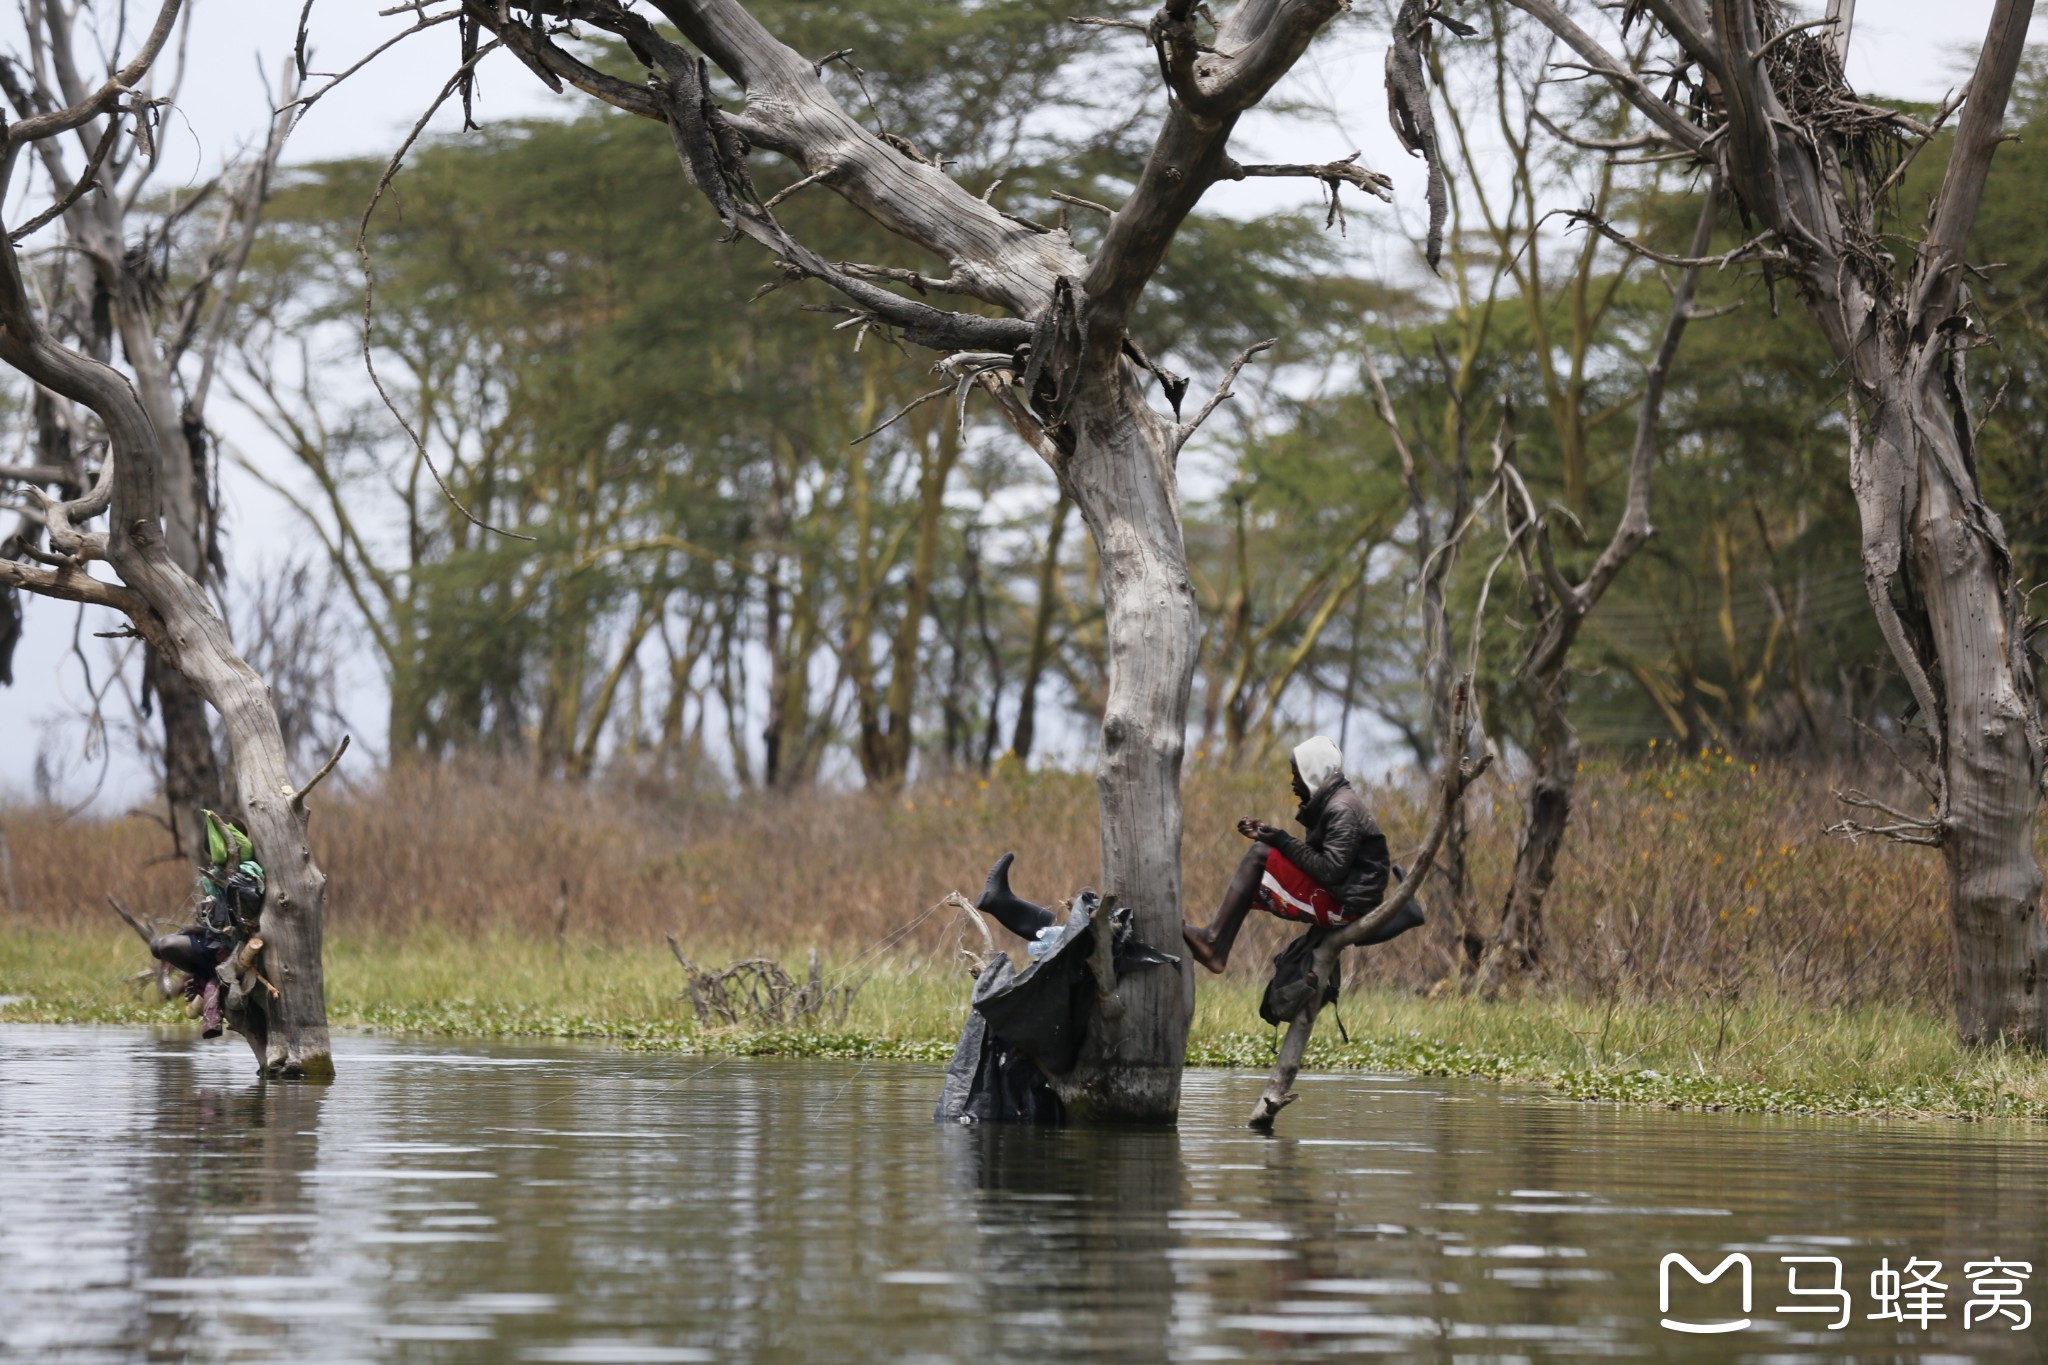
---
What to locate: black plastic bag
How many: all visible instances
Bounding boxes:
[937,896,1177,1124]
[935,956,1066,1124]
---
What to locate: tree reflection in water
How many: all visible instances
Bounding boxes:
[942,1123,1184,1362]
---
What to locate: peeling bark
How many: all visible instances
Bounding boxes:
[1050,371,1200,1119]
[1864,382,2047,1044]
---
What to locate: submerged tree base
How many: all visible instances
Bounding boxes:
[9,927,2048,1121]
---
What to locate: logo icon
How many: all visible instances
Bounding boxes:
[1661,1253,1753,1334]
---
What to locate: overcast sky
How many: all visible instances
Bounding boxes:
[0,0,2016,808]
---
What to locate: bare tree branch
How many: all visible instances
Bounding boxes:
[289,734,350,817]
[0,463,77,486]
[1385,0,1455,270]
[1221,151,1393,201]
[0,555,153,631]
[2,0,183,144]
[1530,106,1666,152]
[1175,338,1275,452]
[1503,0,1708,151]
[106,894,157,946]
[471,1,1048,352]
[1082,0,1355,359]
[1554,203,1784,269]
[1049,188,1116,217]
[1571,183,1720,616]
[287,9,464,117]
[354,37,537,543]
[1826,785,1945,846]
[1823,0,1857,64]
[850,382,951,446]
[1749,16,1841,67]
[1915,0,2036,326]
[8,119,119,241]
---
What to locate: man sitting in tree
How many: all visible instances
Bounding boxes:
[1182,736,1421,971]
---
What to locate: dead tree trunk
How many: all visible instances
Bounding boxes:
[1052,372,1201,1117]
[1852,367,2047,1043]
[2,8,300,866]
[0,234,338,1078]
[459,0,1393,1118]
[117,269,225,862]
[0,2,335,1076]
[1498,0,2047,1045]
[1473,189,1719,993]
[1479,676,1577,985]
[146,649,226,864]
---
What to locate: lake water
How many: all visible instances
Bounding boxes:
[3,1025,2045,1362]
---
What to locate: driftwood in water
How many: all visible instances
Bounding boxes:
[666,937,858,1029]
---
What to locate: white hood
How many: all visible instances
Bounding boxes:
[1291,735,1345,794]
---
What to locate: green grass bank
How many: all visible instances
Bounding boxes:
[5,926,2046,1122]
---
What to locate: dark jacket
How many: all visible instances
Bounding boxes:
[1267,776,1390,918]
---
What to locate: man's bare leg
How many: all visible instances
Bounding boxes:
[1183,843,1269,973]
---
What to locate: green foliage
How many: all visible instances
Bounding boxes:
[228,10,2048,783]
[241,13,1363,783]
[1576,247,1887,751]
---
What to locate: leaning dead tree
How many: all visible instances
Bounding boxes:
[0,1,294,863]
[0,0,338,1077]
[1469,0,2047,1044]
[418,0,1403,1119]
[1472,187,1721,993]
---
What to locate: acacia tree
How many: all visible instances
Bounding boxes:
[0,0,338,1077]
[1476,0,2046,1043]
[407,0,1403,1118]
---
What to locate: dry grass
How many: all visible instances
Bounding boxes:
[0,746,1977,1014]
[8,751,2041,1119]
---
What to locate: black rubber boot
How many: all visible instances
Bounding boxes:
[1357,900,1426,945]
[977,852,1057,941]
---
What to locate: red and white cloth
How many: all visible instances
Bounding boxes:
[1255,846,1356,927]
